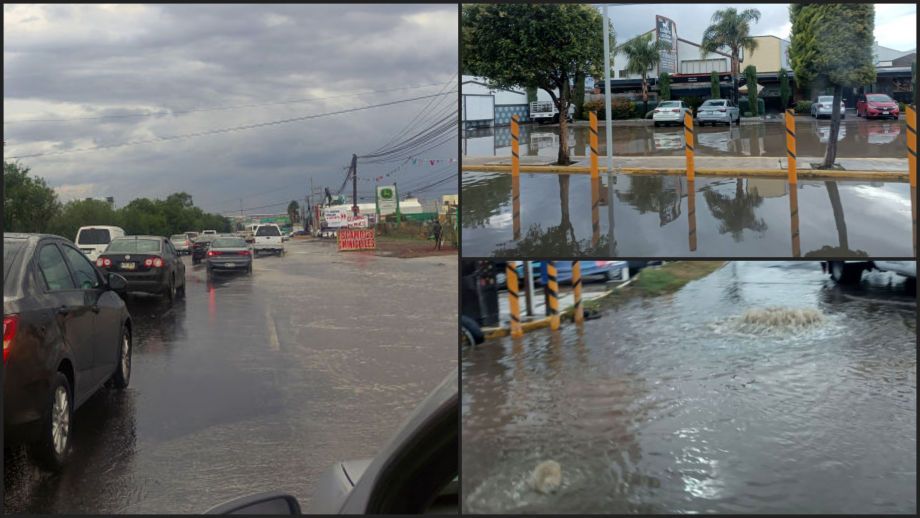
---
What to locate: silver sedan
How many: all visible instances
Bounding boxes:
[696,99,740,125]
[205,236,253,276]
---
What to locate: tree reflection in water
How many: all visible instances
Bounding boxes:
[702,178,768,241]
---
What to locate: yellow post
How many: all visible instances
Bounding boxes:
[683,111,695,181]
[572,261,584,324]
[790,185,801,257]
[687,180,697,252]
[546,261,560,330]
[907,105,916,188]
[785,108,797,185]
[507,261,523,338]
[589,111,599,180]
[511,115,521,240]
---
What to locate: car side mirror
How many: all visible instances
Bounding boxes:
[108,273,128,293]
[205,492,301,515]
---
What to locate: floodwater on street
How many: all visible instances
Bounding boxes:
[462,261,916,514]
[3,239,457,514]
[462,171,916,257]
[463,117,907,158]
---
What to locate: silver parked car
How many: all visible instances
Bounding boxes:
[825,260,915,284]
[696,99,740,126]
[811,95,846,119]
[205,371,458,514]
[205,236,253,276]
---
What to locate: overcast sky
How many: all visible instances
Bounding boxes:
[4,4,458,215]
[604,3,916,52]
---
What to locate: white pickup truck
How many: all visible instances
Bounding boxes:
[529,101,574,125]
[825,261,916,284]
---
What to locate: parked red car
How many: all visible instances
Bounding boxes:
[856,93,900,119]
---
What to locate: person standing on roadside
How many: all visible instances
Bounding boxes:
[432,219,443,250]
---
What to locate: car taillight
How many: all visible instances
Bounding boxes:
[239,250,251,256]
[208,250,223,257]
[654,109,660,113]
[144,258,164,267]
[96,257,112,267]
[3,315,19,364]
[718,108,726,112]
[671,108,679,112]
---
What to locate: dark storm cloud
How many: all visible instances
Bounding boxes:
[3,4,458,210]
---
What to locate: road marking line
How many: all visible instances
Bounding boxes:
[265,307,281,351]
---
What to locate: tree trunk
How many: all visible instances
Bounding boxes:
[641,75,648,117]
[822,84,844,168]
[557,96,570,165]
[825,181,849,250]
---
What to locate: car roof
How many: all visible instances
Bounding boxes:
[112,235,165,240]
[4,233,68,243]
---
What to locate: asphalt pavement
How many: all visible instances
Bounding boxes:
[3,238,457,513]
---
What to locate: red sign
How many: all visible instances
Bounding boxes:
[337,229,376,251]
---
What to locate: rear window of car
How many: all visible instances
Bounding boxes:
[170,234,187,241]
[3,240,25,288]
[212,238,247,248]
[106,239,161,253]
[702,100,726,107]
[867,94,893,102]
[76,228,112,245]
[659,101,680,108]
[256,226,281,237]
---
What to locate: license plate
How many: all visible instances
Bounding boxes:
[224,262,235,268]
[121,262,136,270]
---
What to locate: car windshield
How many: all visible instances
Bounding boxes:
[76,228,112,245]
[212,238,247,248]
[3,239,25,288]
[106,238,161,253]
[867,94,893,102]
[702,100,725,107]
[659,101,680,108]
[818,96,834,103]
[256,226,281,236]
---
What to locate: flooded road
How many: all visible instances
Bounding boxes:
[463,118,907,158]
[462,261,916,514]
[462,172,916,257]
[4,240,457,514]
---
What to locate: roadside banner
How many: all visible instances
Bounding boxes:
[346,215,369,228]
[338,229,376,251]
[322,207,351,228]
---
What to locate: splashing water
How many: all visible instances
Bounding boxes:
[735,307,826,334]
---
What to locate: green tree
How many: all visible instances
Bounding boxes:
[287,200,300,224]
[462,3,614,165]
[700,8,762,103]
[743,65,759,116]
[3,161,60,233]
[789,3,875,168]
[622,33,668,116]
[526,87,537,104]
[711,71,721,99]
[779,68,791,109]
[658,72,671,101]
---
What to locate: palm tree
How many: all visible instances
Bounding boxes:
[700,8,762,102]
[621,33,668,116]
[287,200,300,224]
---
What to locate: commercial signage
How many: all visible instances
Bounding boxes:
[337,229,376,251]
[656,15,678,75]
[346,215,369,228]
[377,185,398,216]
[322,207,351,228]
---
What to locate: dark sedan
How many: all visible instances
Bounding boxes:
[3,233,133,470]
[97,235,186,302]
[191,234,216,265]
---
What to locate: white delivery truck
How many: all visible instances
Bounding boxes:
[74,225,125,261]
[529,101,574,125]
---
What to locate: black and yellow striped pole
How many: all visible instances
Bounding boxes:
[572,261,584,325]
[591,176,601,248]
[910,104,917,255]
[683,111,695,181]
[589,111,600,180]
[790,184,801,257]
[785,108,797,185]
[546,261,560,331]
[511,114,521,240]
[507,261,523,338]
[688,180,697,252]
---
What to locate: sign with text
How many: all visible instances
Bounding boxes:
[337,229,376,251]
[377,185,398,216]
[346,215,369,228]
[322,207,351,228]
[656,15,678,75]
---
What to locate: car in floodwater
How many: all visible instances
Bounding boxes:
[696,99,740,126]
[824,260,916,284]
[653,100,692,127]
[97,236,186,302]
[3,233,132,470]
[205,371,458,514]
[811,95,847,119]
[205,236,253,277]
[856,93,900,119]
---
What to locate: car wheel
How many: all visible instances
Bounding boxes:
[164,276,176,303]
[247,263,253,275]
[30,372,72,470]
[112,325,131,389]
[829,261,863,284]
[654,121,660,127]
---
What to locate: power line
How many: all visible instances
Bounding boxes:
[3,80,455,125]
[4,90,457,160]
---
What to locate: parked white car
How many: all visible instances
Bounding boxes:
[74,225,125,261]
[696,99,740,126]
[825,260,915,284]
[811,96,846,119]
[653,101,692,127]
[253,224,285,255]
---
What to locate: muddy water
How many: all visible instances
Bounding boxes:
[463,118,907,158]
[462,262,916,514]
[461,172,915,257]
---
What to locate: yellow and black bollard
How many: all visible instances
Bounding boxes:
[907,105,916,188]
[507,261,523,338]
[785,109,797,185]
[790,185,801,257]
[591,176,601,248]
[589,111,600,180]
[511,115,522,240]
[572,261,584,325]
[684,111,695,181]
[546,261,560,331]
[687,180,697,252]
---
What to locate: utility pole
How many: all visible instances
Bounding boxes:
[351,153,359,216]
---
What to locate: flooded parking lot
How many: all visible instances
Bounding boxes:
[4,240,457,514]
[462,172,915,257]
[462,261,916,514]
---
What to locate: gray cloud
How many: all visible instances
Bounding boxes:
[4,4,458,213]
